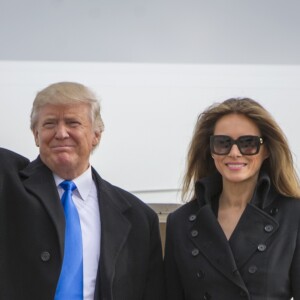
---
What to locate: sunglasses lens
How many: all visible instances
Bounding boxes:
[238,136,259,155]
[211,136,232,154]
[211,135,261,155]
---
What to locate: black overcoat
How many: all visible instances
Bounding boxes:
[164,172,300,300]
[0,148,164,300]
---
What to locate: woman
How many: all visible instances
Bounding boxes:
[164,98,300,300]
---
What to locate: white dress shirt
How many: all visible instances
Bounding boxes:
[54,166,101,300]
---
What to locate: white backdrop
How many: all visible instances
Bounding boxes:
[1,61,300,203]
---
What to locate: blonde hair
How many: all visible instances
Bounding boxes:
[182,98,300,200]
[30,82,104,136]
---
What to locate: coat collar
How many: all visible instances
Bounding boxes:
[250,172,278,209]
[194,170,277,209]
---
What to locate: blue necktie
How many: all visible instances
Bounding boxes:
[55,180,83,300]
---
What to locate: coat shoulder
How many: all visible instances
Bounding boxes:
[92,169,158,219]
[166,199,199,231]
[272,195,300,220]
[168,198,199,219]
[0,147,29,170]
[111,182,157,215]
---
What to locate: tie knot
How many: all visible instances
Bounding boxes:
[60,180,77,192]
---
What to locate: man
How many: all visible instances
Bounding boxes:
[0,82,164,299]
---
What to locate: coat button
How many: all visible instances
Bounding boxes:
[239,290,247,297]
[191,248,199,256]
[264,224,274,232]
[269,207,279,216]
[196,270,205,279]
[257,244,267,252]
[191,230,198,237]
[203,292,211,300]
[248,265,258,274]
[40,251,51,262]
[189,214,197,222]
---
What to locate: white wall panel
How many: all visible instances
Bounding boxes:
[1,61,299,203]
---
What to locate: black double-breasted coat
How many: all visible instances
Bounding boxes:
[0,148,164,300]
[164,172,300,300]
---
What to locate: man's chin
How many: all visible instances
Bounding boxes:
[42,154,73,169]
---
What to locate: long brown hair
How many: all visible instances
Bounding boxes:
[182,98,300,200]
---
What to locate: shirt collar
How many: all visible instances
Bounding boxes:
[53,166,93,202]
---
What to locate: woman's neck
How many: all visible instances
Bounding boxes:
[219,179,257,208]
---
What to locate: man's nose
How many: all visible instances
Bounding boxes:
[55,124,69,139]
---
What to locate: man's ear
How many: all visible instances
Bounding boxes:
[33,129,39,147]
[92,131,101,147]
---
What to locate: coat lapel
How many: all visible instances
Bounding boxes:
[229,203,279,268]
[189,201,278,290]
[94,173,132,299]
[20,157,65,257]
[189,205,248,290]
[190,171,279,293]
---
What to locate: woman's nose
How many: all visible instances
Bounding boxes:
[228,144,242,157]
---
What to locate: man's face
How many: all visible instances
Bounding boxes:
[33,103,100,179]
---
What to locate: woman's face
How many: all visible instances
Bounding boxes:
[211,113,269,185]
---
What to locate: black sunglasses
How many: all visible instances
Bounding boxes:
[210,135,264,155]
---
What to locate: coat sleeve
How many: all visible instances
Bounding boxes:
[164,213,185,300]
[291,215,300,300]
[142,212,165,300]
